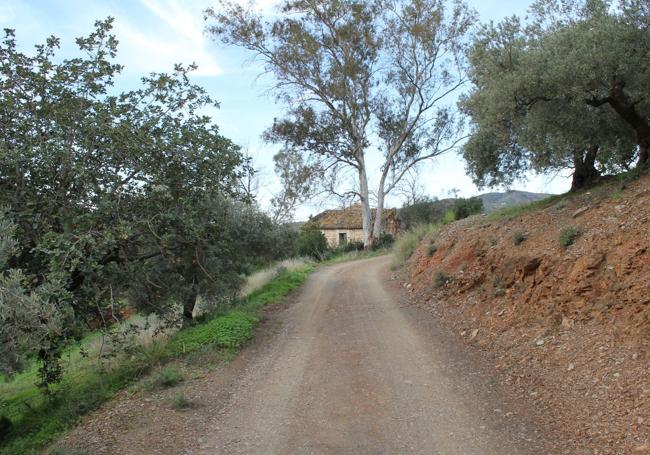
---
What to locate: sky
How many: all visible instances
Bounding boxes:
[0,0,573,221]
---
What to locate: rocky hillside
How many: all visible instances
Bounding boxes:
[400,173,649,454]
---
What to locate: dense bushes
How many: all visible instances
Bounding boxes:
[452,197,484,220]
[399,197,453,230]
[294,226,329,259]
[372,233,395,250]
[399,197,483,231]
[392,224,438,265]
[392,197,480,267]
[0,20,289,386]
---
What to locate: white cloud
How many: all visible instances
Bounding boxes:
[111,0,222,76]
[0,3,16,23]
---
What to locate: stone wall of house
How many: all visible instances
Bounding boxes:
[321,228,365,247]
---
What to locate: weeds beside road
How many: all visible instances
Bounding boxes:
[0,266,313,455]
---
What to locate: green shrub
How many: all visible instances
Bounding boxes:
[442,210,456,224]
[427,244,438,256]
[513,231,527,245]
[294,226,329,259]
[0,416,12,443]
[157,366,183,387]
[559,226,580,247]
[372,232,395,250]
[341,240,365,253]
[398,197,450,230]
[171,393,192,410]
[392,224,436,265]
[452,196,484,220]
[434,271,449,288]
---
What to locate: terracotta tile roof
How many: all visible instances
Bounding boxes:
[309,204,398,229]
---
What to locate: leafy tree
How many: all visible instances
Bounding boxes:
[452,196,483,219]
[294,226,329,259]
[270,148,321,224]
[0,209,72,384]
[461,0,646,190]
[399,197,449,230]
[0,19,279,384]
[206,0,474,245]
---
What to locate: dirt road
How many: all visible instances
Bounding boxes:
[61,256,560,454]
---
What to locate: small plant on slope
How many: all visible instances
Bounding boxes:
[434,271,450,288]
[157,366,183,388]
[559,226,581,248]
[513,231,527,245]
[171,393,192,410]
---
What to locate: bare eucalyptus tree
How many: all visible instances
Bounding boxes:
[206,0,474,244]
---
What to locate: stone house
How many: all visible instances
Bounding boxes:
[309,204,401,247]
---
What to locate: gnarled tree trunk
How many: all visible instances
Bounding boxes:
[571,145,600,191]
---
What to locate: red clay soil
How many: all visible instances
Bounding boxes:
[400,174,650,454]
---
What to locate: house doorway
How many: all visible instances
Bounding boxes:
[338,233,347,245]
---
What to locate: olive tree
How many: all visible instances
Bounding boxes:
[461,0,647,190]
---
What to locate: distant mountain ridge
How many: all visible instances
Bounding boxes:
[478,190,551,212]
[297,190,551,224]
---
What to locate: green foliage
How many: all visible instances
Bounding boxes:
[371,233,394,251]
[434,271,449,288]
[400,196,482,232]
[171,393,192,410]
[339,241,365,253]
[427,244,438,256]
[0,266,313,454]
[294,226,328,260]
[399,197,451,230]
[452,197,484,220]
[0,208,72,386]
[461,0,647,191]
[244,267,313,310]
[0,416,11,444]
[442,210,456,224]
[167,312,258,354]
[559,226,581,248]
[157,367,183,388]
[0,19,288,386]
[392,224,438,266]
[513,231,527,245]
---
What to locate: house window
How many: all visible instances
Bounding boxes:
[338,233,347,245]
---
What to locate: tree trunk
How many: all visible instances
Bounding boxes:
[571,146,600,191]
[182,288,198,321]
[372,172,388,241]
[638,141,649,167]
[594,80,650,168]
[357,163,372,247]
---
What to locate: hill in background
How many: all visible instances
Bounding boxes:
[479,190,550,212]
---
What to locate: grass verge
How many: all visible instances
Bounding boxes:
[0,266,313,455]
[392,223,442,267]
